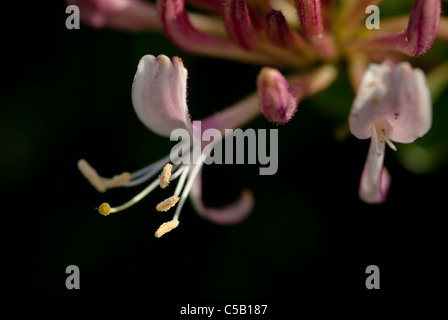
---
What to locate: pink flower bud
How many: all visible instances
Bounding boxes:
[256,67,298,124]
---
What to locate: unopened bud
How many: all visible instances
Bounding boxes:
[256,67,298,124]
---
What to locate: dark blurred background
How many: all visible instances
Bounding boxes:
[1,1,446,302]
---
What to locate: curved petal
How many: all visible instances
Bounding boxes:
[359,138,391,204]
[383,64,432,143]
[294,0,335,58]
[189,169,254,225]
[132,54,189,137]
[265,10,311,55]
[222,0,256,49]
[349,61,432,143]
[349,61,393,140]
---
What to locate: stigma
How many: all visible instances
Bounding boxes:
[78,159,131,193]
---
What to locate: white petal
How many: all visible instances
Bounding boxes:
[349,62,393,139]
[359,137,391,204]
[383,64,432,143]
[132,55,189,137]
[349,61,432,144]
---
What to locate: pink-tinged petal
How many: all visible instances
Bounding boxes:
[189,169,254,225]
[131,55,189,137]
[219,1,309,66]
[186,0,223,13]
[157,0,277,64]
[158,0,228,51]
[359,138,390,204]
[294,0,336,58]
[265,10,311,55]
[381,63,432,143]
[257,67,299,124]
[66,0,161,32]
[294,0,324,41]
[353,0,440,57]
[256,64,337,124]
[349,61,394,139]
[349,61,432,143]
[406,0,440,56]
[200,94,260,136]
[436,17,448,41]
[222,0,256,49]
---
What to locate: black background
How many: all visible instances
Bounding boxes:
[1,0,445,304]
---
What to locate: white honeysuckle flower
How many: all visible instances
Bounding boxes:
[349,61,432,204]
[79,54,259,237]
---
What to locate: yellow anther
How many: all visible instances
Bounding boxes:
[77,159,131,192]
[156,196,179,212]
[98,203,111,216]
[155,219,179,238]
[159,163,173,189]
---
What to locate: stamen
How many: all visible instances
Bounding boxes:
[173,160,204,221]
[156,196,180,212]
[174,166,190,196]
[383,135,397,151]
[159,163,173,189]
[129,155,170,179]
[124,155,170,187]
[104,176,160,214]
[124,142,191,188]
[155,219,179,238]
[170,165,186,181]
[78,159,131,192]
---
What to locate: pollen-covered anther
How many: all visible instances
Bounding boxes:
[159,163,173,189]
[98,203,111,216]
[155,219,179,238]
[156,196,180,212]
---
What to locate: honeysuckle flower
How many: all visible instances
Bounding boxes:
[79,54,260,237]
[349,60,432,203]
